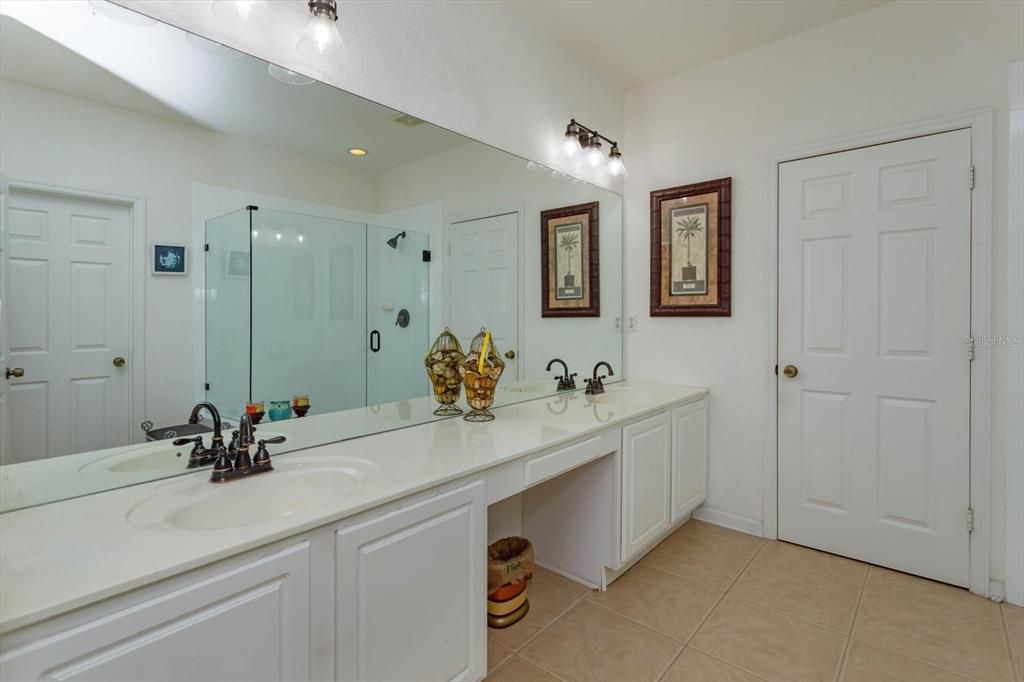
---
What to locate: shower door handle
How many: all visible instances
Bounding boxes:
[370,330,380,353]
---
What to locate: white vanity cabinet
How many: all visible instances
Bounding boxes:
[334,479,486,682]
[618,397,709,564]
[620,411,673,562]
[0,542,311,682]
[671,399,709,523]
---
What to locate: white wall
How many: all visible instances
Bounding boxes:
[0,79,379,428]
[1007,60,1024,605]
[623,1,1023,584]
[121,0,624,193]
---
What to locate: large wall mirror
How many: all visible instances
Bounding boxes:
[0,2,622,511]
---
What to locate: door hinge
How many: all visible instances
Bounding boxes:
[967,507,974,533]
[204,382,210,391]
[422,249,431,262]
[774,364,778,375]
[967,340,975,362]
[204,243,210,252]
[968,165,975,190]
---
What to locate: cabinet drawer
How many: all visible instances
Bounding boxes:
[524,430,618,486]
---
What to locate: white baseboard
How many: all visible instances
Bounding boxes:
[692,505,764,538]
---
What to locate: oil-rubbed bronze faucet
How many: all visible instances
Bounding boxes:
[585,361,614,395]
[173,402,227,468]
[546,358,578,391]
[210,412,286,483]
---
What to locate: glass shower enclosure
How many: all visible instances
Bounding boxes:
[205,206,430,418]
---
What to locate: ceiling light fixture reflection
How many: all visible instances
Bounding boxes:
[88,0,158,26]
[267,64,315,85]
[211,0,266,22]
[347,148,368,157]
[297,0,343,60]
[561,121,583,159]
[607,145,628,177]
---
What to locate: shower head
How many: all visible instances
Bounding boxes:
[386,231,406,249]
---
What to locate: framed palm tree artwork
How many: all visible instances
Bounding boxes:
[541,201,599,317]
[650,177,731,316]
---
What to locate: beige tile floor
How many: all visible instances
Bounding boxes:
[487,520,1024,682]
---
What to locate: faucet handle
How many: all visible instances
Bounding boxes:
[568,372,578,388]
[173,436,202,448]
[228,430,240,453]
[253,436,285,468]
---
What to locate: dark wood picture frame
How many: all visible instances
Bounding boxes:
[650,177,731,316]
[541,201,600,318]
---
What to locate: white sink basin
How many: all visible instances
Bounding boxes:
[126,455,377,531]
[81,433,282,475]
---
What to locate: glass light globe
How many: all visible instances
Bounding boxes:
[211,0,265,21]
[586,143,604,168]
[607,155,627,177]
[297,12,343,59]
[561,134,582,159]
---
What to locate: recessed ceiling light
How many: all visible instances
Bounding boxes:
[347,148,368,157]
[267,64,315,86]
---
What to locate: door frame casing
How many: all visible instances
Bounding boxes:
[763,109,994,597]
[5,180,148,447]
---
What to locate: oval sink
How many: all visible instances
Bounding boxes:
[81,433,282,474]
[127,455,377,532]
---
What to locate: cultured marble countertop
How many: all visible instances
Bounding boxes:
[0,382,707,634]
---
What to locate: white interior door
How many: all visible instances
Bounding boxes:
[778,130,972,586]
[6,189,132,463]
[0,176,9,464]
[448,212,518,379]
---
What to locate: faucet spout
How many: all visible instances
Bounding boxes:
[586,361,614,395]
[546,358,576,391]
[188,402,224,446]
[593,361,614,379]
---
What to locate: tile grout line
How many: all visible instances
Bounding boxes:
[834,563,870,682]
[1000,603,1021,682]
[661,536,772,682]
[847,576,1009,682]
[499,588,587,681]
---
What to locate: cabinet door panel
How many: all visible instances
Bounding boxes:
[335,480,485,682]
[0,543,310,682]
[672,399,708,522]
[621,412,672,562]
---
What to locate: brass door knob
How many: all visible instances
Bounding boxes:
[504,350,516,360]
[4,367,24,379]
[113,356,126,368]
[782,364,799,378]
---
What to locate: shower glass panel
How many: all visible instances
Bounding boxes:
[205,208,251,413]
[366,225,430,405]
[250,209,368,415]
[206,208,430,418]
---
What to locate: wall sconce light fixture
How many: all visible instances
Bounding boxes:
[561,119,627,176]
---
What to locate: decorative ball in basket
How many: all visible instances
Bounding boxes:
[425,328,466,416]
[486,536,534,629]
[458,328,505,422]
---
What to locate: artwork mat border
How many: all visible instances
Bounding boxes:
[650,177,731,317]
[541,201,600,318]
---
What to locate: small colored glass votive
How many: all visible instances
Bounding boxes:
[245,401,265,424]
[292,395,311,417]
[268,400,291,421]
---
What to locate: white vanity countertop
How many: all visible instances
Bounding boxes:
[0,382,707,634]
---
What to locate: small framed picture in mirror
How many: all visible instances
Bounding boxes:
[151,243,188,276]
[650,177,731,316]
[541,201,600,317]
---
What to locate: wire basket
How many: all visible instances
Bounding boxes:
[425,328,466,416]
[458,329,505,422]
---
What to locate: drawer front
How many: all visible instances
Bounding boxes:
[523,430,618,487]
